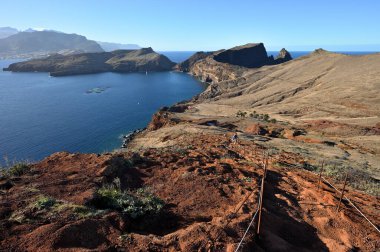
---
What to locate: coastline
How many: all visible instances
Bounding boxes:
[1,48,379,251]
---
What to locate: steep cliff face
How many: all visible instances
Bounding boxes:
[175,51,212,72]
[213,43,273,68]
[179,43,292,85]
[189,56,245,83]
[3,48,175,76]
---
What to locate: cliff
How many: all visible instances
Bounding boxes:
[213,43,274,68]
[3,47,176,76]
[176,43,292,84]
[175,51,212,72]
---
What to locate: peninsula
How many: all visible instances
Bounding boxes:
[3,47,175,76]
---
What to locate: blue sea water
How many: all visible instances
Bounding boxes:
[1,51,378,164]
[0,58,207,164]
[159,51,197,63]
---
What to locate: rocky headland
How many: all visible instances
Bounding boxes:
[3,47,175,76]
[175,43,292,84]
[1,43,379,251]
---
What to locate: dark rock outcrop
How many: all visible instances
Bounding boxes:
[3,48,175,76]
[274,48,293,64]
[175,43,293,85]
[213,43,274,68]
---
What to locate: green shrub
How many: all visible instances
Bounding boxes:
[35,196,57,210]
[236,110,247,118]
[8,163,30,176]
[270,118,277,123]
[94,184,165,219]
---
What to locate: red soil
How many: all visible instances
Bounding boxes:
[0,134,379,251]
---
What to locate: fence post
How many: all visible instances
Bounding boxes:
[336,173,349,212]
[256,177,265,236]
[317,160,325,191]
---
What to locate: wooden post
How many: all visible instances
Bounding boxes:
[264,159,267,179]
[317,160,325,191]
[256,176,265,236]
[336,173,349,212]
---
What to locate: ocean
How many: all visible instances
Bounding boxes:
[1,51,377,164]
[0,58,206,164]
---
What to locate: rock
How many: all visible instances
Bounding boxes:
[275,48,293,64]
[175,51,212,72]
[245,123,268,135]
[181,43,292,86]
[147,111,179,131]
[213,43,273,68]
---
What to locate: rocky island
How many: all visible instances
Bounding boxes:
[3,47,175,76]
[1,43,379,251]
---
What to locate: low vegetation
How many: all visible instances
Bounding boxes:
[236,110,277,123]
[1,161,30,178]
[92,179,165,218]
[273,161,379,196]
[321,164,380,196]
[34,196,57,210]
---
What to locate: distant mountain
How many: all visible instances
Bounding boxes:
[97,41,141,51]
[0,31,104,58]
[0,27,19,39]
[4,47,176,76]
[23,28,62,33]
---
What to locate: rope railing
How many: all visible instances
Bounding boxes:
[234,179,262,252]
[297,162,380,235]
[319,175,380,234]
[203,144,379,251]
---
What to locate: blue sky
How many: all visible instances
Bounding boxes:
[1,0,379,51]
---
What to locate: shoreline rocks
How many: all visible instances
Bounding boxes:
[121,128,145,148]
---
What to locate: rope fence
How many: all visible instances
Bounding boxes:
[202,145,379,251]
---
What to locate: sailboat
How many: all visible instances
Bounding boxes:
[146,70,148,75]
